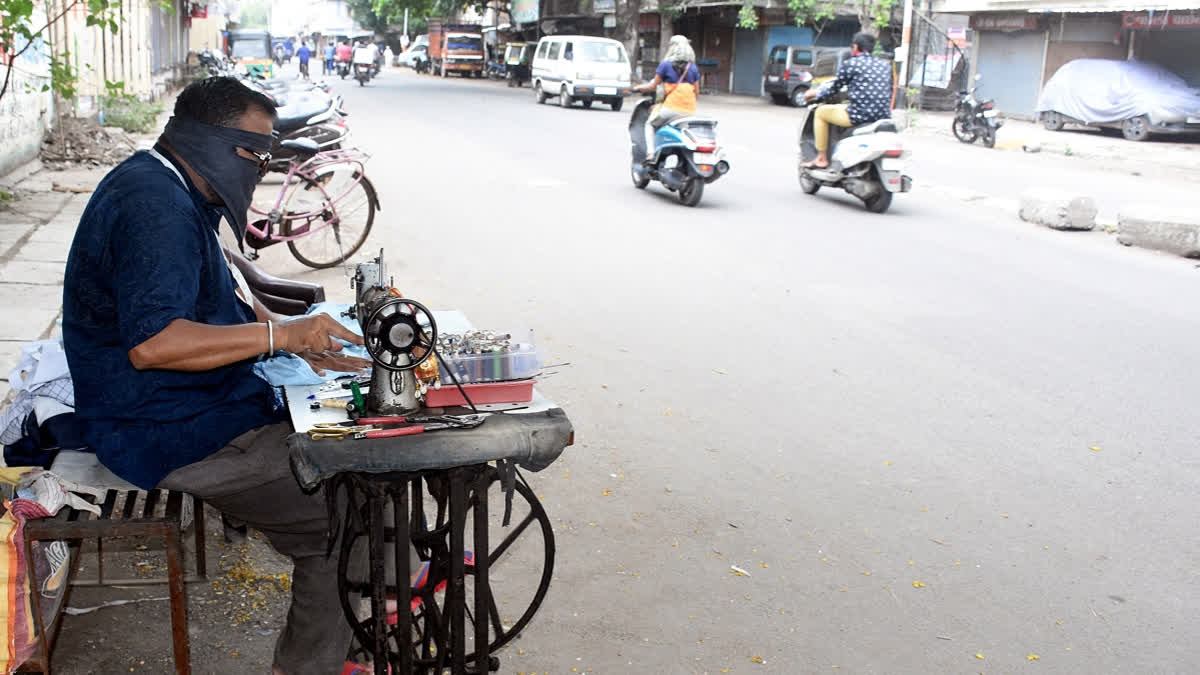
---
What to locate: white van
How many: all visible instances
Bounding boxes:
[531,35,632,111]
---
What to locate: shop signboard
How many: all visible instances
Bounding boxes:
[513,0,539,25]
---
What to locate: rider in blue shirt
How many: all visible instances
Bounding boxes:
[296,41,312,79]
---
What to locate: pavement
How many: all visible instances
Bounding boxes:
[2,65,1200,672]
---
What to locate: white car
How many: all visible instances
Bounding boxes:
[1037,59,1200,141]
[397,44,428,69]
[531,35,632,111]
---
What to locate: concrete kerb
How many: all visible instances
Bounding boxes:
[1019,190,1098,231]
[1117,207,1200,258]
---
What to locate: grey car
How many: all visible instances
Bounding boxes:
[764,45,850,106]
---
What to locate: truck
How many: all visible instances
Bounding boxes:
[428,20,485,78]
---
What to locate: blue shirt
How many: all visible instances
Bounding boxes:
[297,45,311,63]
[656,61,700,84]
[324,45,335,60]
[62,148,285,490]
[824,53,893,124]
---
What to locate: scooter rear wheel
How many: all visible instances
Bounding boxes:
[864,188,893,214]
[678,177,704,207]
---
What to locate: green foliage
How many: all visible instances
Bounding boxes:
[47,50,78,99]
[102,94,163,133]
[238,0,271,29]
[788,0,897,33]
[737,2,759,30]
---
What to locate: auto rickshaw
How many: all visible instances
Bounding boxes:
[505,42,535,87]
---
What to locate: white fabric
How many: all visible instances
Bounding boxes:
[18,470,105,516]
[1,340,76,446]
[8,339,70,393]
[1037,59,1200,125]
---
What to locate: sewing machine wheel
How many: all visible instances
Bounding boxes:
[363,298,438,372]
[419,466,555,660]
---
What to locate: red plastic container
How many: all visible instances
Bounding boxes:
[424,380,535,408]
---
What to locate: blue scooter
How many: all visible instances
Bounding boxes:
[628,98,730,207]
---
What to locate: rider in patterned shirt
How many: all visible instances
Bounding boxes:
[802,32,894,169]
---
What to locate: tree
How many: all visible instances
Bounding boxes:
[238,0,271,29]
[736,0,898,37]
[0,0,121,105]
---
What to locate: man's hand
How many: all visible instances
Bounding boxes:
[299,350,372,377]
[804,88,819,102]
[276,313,364,354]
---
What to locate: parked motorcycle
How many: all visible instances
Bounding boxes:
[953,73,1003,148]
[268,95,350,173]
[485,60,506,80]
[628,97,730,207]
[354,62,372,86]
[796,100,911,214]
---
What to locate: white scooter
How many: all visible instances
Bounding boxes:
[796,96,912,214]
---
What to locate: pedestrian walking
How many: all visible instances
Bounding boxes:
[324,42,335,75]
[297,41,312,80]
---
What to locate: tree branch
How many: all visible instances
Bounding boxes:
[0,0,83,104]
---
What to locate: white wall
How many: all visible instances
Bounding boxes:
[0,10,54,177]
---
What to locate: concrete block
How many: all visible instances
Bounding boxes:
[0,284,61,341]
[1019,191,1097,231]
[1117,208,1200,258]
[0,261,64,286]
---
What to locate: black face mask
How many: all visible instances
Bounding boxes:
[160,116,273,247]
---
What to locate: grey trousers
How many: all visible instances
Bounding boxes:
[159,422,358,675]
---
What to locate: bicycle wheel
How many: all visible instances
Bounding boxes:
[284,166,377,269]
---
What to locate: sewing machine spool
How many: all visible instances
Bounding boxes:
[362,297,438,415]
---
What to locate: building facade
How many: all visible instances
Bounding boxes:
[929,0,1200,118]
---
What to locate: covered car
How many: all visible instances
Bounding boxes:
[1036,59,1200,141]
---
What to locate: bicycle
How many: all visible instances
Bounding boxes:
[245,141,380,269]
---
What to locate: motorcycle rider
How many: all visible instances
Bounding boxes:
[801,32,893,169]
[633,35,700,162]
[352,40,376,78]
[336,39,352,75]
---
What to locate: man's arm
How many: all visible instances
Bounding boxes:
[128,313,364,372]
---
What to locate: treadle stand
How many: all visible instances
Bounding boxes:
[335,464,522,675]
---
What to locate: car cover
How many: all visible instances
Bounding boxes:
[1036,59,1200,125]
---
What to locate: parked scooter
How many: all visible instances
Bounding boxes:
[953,73,1003,148]
[268,95,350,173]
[354,62,372,86]
[628,97,730,207]
[796,99,912,213]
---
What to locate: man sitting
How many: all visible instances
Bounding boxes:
[62,77,376,675]
[802,32,894,169]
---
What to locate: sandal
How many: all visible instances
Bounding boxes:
[342,661,390,674]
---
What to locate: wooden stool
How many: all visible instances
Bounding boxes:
[17,452,207,674]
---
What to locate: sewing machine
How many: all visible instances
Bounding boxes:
[347,250,437,416]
